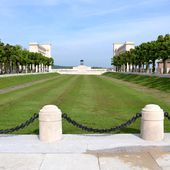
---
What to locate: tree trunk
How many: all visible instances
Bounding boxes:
[139,64,141,72]
[0,62,2,74]
[20,65,23,73]
[152,60,155,73]
[142,63,145,73]
[163,59,167,74]
[146,62,149,73]
[131,64,133,72]
[125,64,127,72]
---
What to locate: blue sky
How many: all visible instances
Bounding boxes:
[0,0,170,67]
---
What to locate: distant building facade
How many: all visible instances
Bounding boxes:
[29,42,52,58]
[29,42,52,72]
[113,42,135,72]
[157,59,170,74]
[113,41,135,56]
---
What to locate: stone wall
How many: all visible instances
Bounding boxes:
[52,65,107,75]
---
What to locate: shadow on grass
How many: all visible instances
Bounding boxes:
[104,72,170,93]
[32,128,39,134]
[118,127,140,134]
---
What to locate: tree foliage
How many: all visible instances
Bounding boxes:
[112,34,170,74]
[0,41,54,74]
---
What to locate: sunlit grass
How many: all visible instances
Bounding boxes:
[0,74,169,134]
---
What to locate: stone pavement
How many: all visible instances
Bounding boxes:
[0,134,170,170]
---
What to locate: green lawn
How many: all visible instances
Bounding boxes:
[0,73,58,89]
[0,74,169,134]
[104,72,170,93]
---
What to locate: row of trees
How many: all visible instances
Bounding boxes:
[112,34,170,74]
[0,41,54,74]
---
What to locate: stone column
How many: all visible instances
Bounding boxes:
[39,105,62,143]
[35,65,38,73]
[49,65,52,72]
[141,104,164,141]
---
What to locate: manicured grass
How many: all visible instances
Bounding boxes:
[0,74,169,134]
[103,72,170,93]
[0,73,59,89]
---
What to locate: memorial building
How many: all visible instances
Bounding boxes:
[113,41,135,56]
[29,42,52,58]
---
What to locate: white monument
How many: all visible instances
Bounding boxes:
[53,60,107,75]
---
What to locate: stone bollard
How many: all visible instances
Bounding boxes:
[39,105,62,143]
[141,104,164,141]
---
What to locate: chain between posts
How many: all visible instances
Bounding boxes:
[164,112,170,121]
[62,112,142,133]
[0,111,169,134]
[0,113,39,134]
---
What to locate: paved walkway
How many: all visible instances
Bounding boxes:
[0,134,170,170]
[0,77,58,94]
[122,72,170,78]
[0,72,51,78]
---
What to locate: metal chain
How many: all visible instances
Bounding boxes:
[0,113,39,134]
[164,112,170,121]
[1,111,168,134]
[62,112,142,133]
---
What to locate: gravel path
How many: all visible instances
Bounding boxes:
[120,72,170,78]
[0,76,58,94]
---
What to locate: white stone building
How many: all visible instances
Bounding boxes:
[29,42,52,58]
[113,41,135,56]
[29,42,52,72]
[113,42,135,72]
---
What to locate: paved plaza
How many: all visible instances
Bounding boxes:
[0,134,170,170]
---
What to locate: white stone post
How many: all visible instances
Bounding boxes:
[35,65,38,73]
[141,104,164,141]
[49,65,52,72]
[39,105,62,143]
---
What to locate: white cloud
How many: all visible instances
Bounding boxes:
[0,0,169,67]
[53,15,170,67]
[57,15,170,45]
[68,0,170,17]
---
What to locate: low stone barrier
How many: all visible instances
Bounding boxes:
[51,65,107,75]
[52,69,107,75]
[38,104,168,143]
[0,104,169,143]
